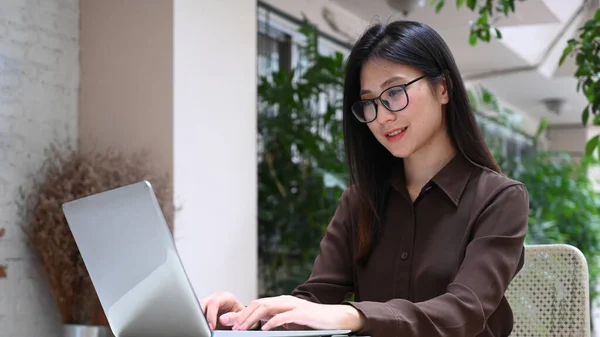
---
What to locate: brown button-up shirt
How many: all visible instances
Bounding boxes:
[292,154,529,337]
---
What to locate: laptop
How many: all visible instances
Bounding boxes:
[62,180,353,337]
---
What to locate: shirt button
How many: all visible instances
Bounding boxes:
[401,251,409,260]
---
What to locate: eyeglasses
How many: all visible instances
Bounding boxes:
[351,75,427,123]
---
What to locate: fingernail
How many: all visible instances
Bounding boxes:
[221,315,229,324]
[239,324,246,330]
[209,323,214,330]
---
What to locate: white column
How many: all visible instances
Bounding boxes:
[173,0,258,304]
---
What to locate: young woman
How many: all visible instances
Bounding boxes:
[200,20,529,337]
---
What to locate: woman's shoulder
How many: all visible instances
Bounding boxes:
[470,164,529,204]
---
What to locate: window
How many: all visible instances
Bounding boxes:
[257,17,291,77]
[257,3,350,79]
[476,114,536,163]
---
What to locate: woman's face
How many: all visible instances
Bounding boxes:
[358,58,449,159]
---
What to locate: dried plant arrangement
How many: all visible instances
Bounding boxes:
[17,143,173,326]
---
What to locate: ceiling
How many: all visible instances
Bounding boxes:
[313,0,594,128]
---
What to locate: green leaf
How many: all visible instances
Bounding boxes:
[585,81,597,102]
[435,0,445,13]
[499,0,509,16]
[481,87,493,104]
[586,135,599,157]
[495,28,503,38]
[477,27,491,42]
[584,19,597,30]
[469,30,478,46]
[559,44,573,66]
[457,0,465,7]
[535,117,549,141]
[466,0,476,11]
[583,105,590,125]
[484,2,492,16]
[595,8,600,21]
[477,10,488,25]
[594,114,600,126]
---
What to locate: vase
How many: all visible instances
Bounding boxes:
[63,324,114,337]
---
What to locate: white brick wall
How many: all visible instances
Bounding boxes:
[0,0,79,336]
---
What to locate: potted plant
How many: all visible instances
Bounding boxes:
[18,143,173,337]
[257,19,348,296]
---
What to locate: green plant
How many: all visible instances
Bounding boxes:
[560,9,600,158]
[432,0,521,45]
[257,19,347,296]
[499,150,600,299]
[471,84,600,300]
[432,0,600,158]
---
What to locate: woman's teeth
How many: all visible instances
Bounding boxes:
[387,127,407,137]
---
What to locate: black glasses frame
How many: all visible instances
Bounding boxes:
[351,74,427,123]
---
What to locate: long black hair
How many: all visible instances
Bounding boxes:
[343,20,500,265]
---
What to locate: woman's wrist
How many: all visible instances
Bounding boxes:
[336,304,366,331]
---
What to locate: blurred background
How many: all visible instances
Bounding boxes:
[1,0,600,336]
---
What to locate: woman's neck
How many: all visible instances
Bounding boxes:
[403,130,457,192]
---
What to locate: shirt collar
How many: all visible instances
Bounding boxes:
[390,153,475,206]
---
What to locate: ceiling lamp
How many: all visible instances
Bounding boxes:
[541,98,568,115]
[386,0,426,16]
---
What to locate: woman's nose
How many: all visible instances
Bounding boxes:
[375,101,396,124]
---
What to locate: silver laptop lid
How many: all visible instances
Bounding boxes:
[62,181,210,337]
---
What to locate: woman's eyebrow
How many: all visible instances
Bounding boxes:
[380,76,407,88]
[360,76,408,95]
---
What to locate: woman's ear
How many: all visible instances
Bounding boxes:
[437,76,449,105]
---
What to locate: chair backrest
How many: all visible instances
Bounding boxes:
[505,244,591,337]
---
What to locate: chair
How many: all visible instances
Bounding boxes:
[505,244,591,337]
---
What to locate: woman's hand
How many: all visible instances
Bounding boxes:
[221,295,366,332]
[199,291,246,330]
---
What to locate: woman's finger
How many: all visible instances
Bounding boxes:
[205,298,220,330]
[233,304,270,330]
[219,312,237,327]
[261,310,303,331]
[222,312,262,330]
[232,302,266,330]
[231,301,258,329]
[200,297,208,313]
[233,296,301,330]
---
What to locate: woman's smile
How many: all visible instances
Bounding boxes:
[384,126,408,142]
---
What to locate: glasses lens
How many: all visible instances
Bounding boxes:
[381,86,408,111]
[352,100,377,123]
